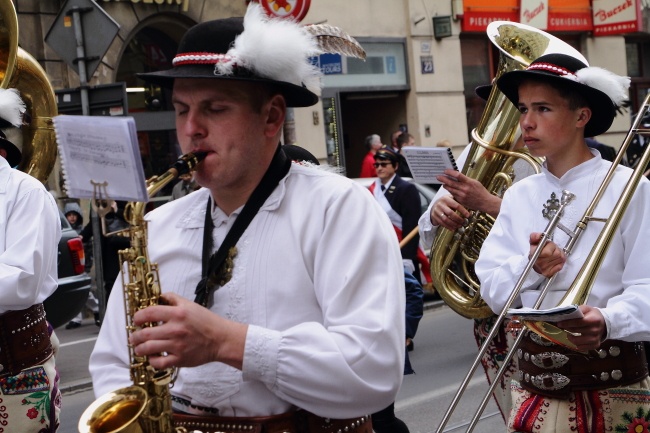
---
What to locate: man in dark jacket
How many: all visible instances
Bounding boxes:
[368,146,422,278]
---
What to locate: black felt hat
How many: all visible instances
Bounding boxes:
[138,5,319,108]
[497,53,630,137]
[475,84,492,101]
[283,144,320,165]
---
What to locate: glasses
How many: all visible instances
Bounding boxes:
[373,162,391,168]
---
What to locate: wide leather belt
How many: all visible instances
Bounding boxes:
[174,410,372,433]
[517,331,649,399]
[0,304,53,377]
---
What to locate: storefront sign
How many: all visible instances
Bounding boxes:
[101,0,189,12]
[461,0,518,32]
[547,0,592,31]
[520,0,548,29]
[592,0,641,35]
[310,53,343,75]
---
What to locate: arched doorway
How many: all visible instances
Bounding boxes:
[116,15,194,197]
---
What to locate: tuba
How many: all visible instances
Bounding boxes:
[0,0,58,182]
[78,151,205,433]
[429,22,586,319]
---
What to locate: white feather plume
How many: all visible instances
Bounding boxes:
[576,66,630,107]
[0,88,25,127]
[215,3,322,93]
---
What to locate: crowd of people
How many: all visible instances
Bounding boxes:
[0,3,647,433]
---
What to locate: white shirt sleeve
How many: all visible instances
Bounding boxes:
[418,143,472,250]
[0,174,60,313]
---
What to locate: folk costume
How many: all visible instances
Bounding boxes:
[90,5,403,433]
[0,89,61,432]
[90,163,406,421]
[476,53,650,433]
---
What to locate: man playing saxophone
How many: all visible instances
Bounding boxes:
[89,4,405,432]
[475,52,650,432]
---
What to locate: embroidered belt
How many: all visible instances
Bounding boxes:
[517,331,649,399]
[0,304,53,378]
[174,410,373,433]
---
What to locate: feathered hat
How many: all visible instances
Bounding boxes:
[0,88,25,167]
[497,53,630,137]
[138,3,365,108]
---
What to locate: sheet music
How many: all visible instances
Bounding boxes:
[507,305,584,322]
[401,146,458,184]
[54,115,148,202]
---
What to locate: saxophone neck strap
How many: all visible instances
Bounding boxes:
[194,145,291,307]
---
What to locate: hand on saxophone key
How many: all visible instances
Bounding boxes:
[529,232,566,278]
[130,292,248,371]
[555,305,608,351]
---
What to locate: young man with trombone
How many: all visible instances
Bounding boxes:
[475,52,650,432]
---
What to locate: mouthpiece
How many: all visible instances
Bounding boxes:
[172,150,207,176]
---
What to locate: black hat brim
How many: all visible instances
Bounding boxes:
[475,84,492,102]
[137,65,319,108]
[497,70,616,137]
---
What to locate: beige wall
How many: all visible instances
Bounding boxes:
[304,2,408,37]
[584,35,630,149]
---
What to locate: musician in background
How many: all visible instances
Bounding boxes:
[476,53,650,432]
[89,5,404,432]
[370,146,427,282]
[418,85,535,422]
[0,88,61,431]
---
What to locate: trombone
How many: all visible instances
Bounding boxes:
[435,92,650,433]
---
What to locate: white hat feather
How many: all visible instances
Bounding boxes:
[576,67,630,108]
[215,3,322,94]
[0,88,25,128]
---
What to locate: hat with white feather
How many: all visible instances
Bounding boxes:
[138,3,364,108]
[496,53,630,137]
[0,88,25,167]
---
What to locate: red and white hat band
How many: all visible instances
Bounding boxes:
[172,52,235,66]
[527,62,578,81]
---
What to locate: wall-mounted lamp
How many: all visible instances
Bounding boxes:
[451,0,463,21]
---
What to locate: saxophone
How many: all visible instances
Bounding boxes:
[79,151,206,433]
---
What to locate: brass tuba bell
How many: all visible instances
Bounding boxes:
[429,21,586,319]
[0,0,58,182]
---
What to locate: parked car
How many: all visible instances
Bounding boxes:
[43,210,92,329]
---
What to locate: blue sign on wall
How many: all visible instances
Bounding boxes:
[310,53,343,75]
[386,56,397,74]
